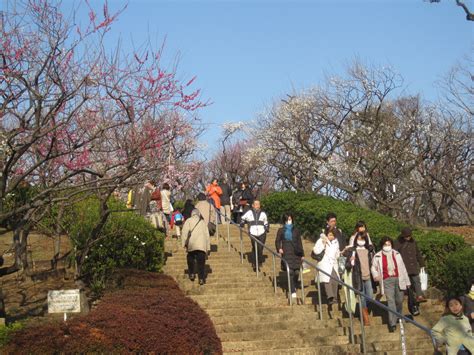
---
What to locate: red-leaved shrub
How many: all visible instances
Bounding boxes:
[4,270,222,354]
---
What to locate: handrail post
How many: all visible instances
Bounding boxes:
[227,217,230,251]
[399,318,407,355]
[346,283,354,344]
[255,239,259,277]
[300,265,305,305]
[358,294,366,353]
[287,265,292,306]
[239,227,243,264]
[215,208,219,242]
[316,272,323,320]
[272,254,277,294]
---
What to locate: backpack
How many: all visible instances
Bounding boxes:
[174,212,184,225]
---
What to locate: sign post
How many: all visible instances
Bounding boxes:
[48,289,81,321]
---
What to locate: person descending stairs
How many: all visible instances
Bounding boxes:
[164,218,444,354]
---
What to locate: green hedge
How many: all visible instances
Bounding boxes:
[64,197,165,294]
[261,191,468,295]
[441,248,474,297]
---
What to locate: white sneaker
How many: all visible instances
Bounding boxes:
[291,292,297,298]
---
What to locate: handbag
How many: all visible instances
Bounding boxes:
[420,267,428,291]
[311,249,325,262]
[207,202,216,236]
[337,256,347,274]
[239,199,248,206]
[208,221,216,236]
[184,219,202,249]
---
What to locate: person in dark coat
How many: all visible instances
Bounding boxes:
[219,177,232,224]
[394,227,426,316]
[460,278,474,332]
[182,199,195,221]
[343,231,375,325]
[325,212,347,252]
[232,182,253,224]
[275,212,304,299]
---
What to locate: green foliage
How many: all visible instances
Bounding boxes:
[261,191,468,295]
[0,322,24,347]
[261,191,406,243]
[1,183,40,228]
[172,200,185,211]
[64,197,164,293]
[412,229,465,288]
[441,248,474,297]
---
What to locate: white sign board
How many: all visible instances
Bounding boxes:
[48,289,81,313]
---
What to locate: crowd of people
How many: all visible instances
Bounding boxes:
[125,178,473,354]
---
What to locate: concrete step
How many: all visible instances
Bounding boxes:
[206,305,320,317]
[232,343,361,355]
[216,319,338,333]
[219,327,347,342]
[191,299,286,310]
[222,335,351,352]
[368,338,435,353]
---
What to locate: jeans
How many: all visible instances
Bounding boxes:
[187,250,206,281]
[360,279,374,308]
[384,277,404,327]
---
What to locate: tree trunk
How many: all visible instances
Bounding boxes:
[75,198,111,279]
[52,204,65,270]
[12,225,30,273]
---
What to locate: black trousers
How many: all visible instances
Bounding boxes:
[187,250,206,281]
[289,268,300,293]
[250,233,266,266]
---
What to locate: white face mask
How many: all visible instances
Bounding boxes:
[383,246,392,252]
[286,220,292,225]
[357,240,366,247]
[471,285,474,292]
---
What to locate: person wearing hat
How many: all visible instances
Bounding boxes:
[394,227,427,317]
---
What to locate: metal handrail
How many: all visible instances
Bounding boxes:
[301,257,437,354]
[209,206,436,353]
[212,207,301,305]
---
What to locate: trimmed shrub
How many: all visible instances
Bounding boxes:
[441,248,474,297]
[261,191,468,295]
[412,229,465,288]
[0,322,24,347]
[3,271,222,354]
[64,197,164,293]
[262,191,405,243]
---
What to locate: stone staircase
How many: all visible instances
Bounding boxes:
[163,224,443,354]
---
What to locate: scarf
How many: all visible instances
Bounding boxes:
[469,290,474,299]
[382,250,396,277]
[284,224,293,241]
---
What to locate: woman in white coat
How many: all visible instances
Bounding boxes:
[371,236,411,333]
[313,226,340,304]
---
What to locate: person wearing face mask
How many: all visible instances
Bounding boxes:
[275,213,304,299]
[394,227,427,317]
[313,226,341,305]
[432,297,474,355]
[343,231,375,325]
[460,279,474,332]
[371,236,411,332]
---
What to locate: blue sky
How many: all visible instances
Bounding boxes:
[25,0,474,154]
